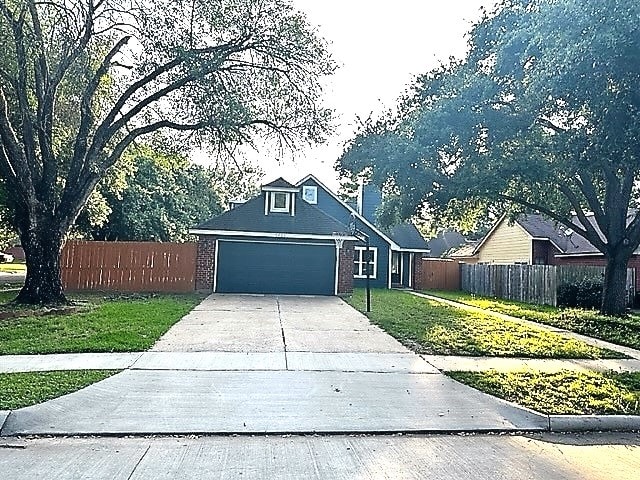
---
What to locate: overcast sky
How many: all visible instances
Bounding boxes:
[246,1,497,189]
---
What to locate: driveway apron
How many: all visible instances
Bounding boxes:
[1,294,548,436]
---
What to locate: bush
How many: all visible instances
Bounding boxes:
[557,280,602,309]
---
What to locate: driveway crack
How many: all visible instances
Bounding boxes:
[277,297,288,370]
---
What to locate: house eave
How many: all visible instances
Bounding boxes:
[295,174,401,250]
[189,229,357,241]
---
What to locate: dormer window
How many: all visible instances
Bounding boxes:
[270,192,290,213]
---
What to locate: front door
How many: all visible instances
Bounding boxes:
[391,251,401,284]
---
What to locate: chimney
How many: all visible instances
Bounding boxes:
[357,182,382,224]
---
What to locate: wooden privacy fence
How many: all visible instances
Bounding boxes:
[461,263,636,307]
[61,241,197,293]
[417,259,461,291]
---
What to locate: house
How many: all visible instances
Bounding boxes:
[425,230,467,258]
[190,175,430,295]
[466,213,640,290]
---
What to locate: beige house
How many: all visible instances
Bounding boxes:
[458,214,573,265]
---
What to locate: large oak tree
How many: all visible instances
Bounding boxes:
[0,0,334,304]
[339,0,640,315]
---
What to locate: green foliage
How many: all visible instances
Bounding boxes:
[79,146,223,242]
[347,289,620,359]
[338,0,640,314]
[449,370,640,415]
[426,290,640,350]
[0,370,118,410]
[557,281,603,309]
[0,293,203,354]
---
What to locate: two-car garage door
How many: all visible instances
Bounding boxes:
[215,240,336,295]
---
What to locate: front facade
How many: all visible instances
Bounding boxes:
[190,175,430,296]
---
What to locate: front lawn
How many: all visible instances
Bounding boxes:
[347,289,622,359]
[0,293,203,354]
[0,262,26,273]
[0,370,117,410]
[424,290,640,351]
[449,370,640,415]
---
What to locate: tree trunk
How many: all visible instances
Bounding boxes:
[601,253,631,316]
[14,224,67,305]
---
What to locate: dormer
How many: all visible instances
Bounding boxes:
[261,177,299,216]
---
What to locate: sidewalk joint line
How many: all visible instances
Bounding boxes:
[126,443,151,480]
[277,297,288,370]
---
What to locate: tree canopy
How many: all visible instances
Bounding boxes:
[338,0,640,314]
[0,0,334,304]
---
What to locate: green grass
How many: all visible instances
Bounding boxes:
[0,262,26,273]
[0,293,203,354]
[0,370,117,410]
[424,290,640,351]
[449,370,640,415]
[347,289,622,359]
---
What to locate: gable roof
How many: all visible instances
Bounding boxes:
[262,177,297,189]
[426,230,467,257]
[296,174,430,251]
[386,223,430,251]
[475,213,622,257]
[295,174,401,250]
[191,193,350,237]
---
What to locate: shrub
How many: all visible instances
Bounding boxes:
[557,280,602,309]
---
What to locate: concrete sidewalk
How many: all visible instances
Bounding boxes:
[0,294,549,436]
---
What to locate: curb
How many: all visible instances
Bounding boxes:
[548,415,640,432]
[0,411,10,436]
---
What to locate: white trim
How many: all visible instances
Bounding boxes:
[400,252,404,286]
[291,193,296,217]
[190,229,358,241]
[217,238,334,247]
[269,191,290,213]
[334,243,340,295]
[398,248,431,253]
[302,185,318,204]
[554,252,604,258]
[262,186,300,193]
[408,253,413,288]
[354,246,378,279]
[388,250,392,288]
[296,174,401,250]
[213,238,220,293]
[264,192,268,216]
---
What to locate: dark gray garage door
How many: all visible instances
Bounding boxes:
[216,240,336,295]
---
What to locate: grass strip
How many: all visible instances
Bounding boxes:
[0,293,203,354]
[0,370,118,410]
[424,290,640,351]
[449,370,640,415]
[348,289,622,359]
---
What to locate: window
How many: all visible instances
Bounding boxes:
[270,192,290,213]
[302,185,318,204]
[354,246,377,278]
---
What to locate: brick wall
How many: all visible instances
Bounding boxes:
[555,254,640,290]
[337,241,354,294]
[195,236,216,292]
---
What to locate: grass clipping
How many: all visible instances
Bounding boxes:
[449,370,640,415]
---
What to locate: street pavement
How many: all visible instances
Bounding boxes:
[1,433,639,479]
[1,294,548,436]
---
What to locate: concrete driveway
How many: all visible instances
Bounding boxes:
[1,294,548,436]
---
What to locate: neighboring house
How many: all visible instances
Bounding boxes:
[190,175,430,295]
[426,230,467,258]
[447,242,479,264]
[466,212,640,290]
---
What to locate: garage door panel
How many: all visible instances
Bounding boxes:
[216,241,336,295]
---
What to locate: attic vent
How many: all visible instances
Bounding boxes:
[302,185,317,204]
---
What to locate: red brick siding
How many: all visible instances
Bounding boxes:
[195,236,216,292]
[555,254,640,290]
[413,253,425,289]
[337,241,354,294]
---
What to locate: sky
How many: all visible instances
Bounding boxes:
[239,1,497,190]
